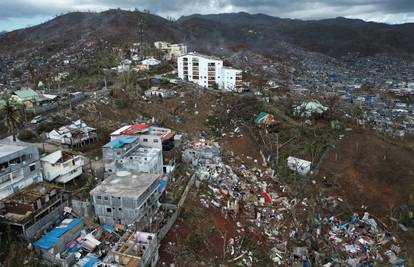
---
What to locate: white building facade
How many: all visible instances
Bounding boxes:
[177,53,243,92]
[41,151,85,184]
[0,141,43,200]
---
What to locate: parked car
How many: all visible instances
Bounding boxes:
[31,115,43,124]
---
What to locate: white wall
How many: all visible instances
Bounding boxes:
[178,53,241,91]
[42,156,84,183]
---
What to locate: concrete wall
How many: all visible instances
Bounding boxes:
[25,201,67,239]
[0,144,43,199]
[91,180,160,226]
[71,199,94,218]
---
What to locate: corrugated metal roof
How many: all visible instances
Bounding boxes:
[33,218,81,250]
[14,88,39,100]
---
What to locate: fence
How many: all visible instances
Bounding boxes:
[157,172,196,242]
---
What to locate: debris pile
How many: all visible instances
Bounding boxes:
[182,138,406,266]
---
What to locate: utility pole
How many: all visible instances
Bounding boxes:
[276,133,279,167]
[138,17,144,59]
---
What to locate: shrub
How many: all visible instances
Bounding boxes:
[18,130,40,143]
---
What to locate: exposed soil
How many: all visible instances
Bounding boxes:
[318,129,414,258]
[319,129,414,216]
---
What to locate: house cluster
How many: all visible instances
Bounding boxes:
[0,138,86,240]
[0,121,180,266]
[177,52,244,92]
[113,57,161,73]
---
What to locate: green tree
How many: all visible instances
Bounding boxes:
[1,97,22,142]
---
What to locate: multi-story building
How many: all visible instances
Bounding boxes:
[0,140,43,200]
[0,182,66,239]
[177,52,243,92]
[110,123,175,151]
[103,136,163,174]
[154,41,187,61]
[90,171,161,226]
[40,150,85,184]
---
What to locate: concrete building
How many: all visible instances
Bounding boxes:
[0,139,43,200]
[41,150,85,184]
[33,217,84,263]
[110,123,175,151]
[154,41,187,61]
[103,136,163,175]
[177,52,243,92]
[0,182,66,239]
[90,171,161,226]
[105,230,159,267]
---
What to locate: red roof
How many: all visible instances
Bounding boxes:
[161,132,176,141]
[122,123,149,134]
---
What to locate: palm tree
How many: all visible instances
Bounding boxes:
[1,97,21,142]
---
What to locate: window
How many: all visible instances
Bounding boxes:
[29,164,36,172]
[97,196,102,200]
[143,138,148,142]
[153,139,158,143]
[118,208,122,211]
[106,208,112,213]
[104,196,108,201]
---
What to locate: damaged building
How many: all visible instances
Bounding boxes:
[105,230,159,267]
[90,171,161,226]
[103,136,163,175]
[110,123,176,151]
[41,150,85,184]
[0,182,66,239]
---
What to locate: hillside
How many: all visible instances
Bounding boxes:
[1,10,414,58]
[178,13,414,57]
[0,9,183,55]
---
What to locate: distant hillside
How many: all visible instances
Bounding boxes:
[0,10,413,58]
[177,13,414,57]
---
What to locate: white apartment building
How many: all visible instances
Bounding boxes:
[177,52,243,92]
[40,150,85,184]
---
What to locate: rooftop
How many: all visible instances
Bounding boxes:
[90,171,159,198]
[0,137,37,158]
[181,52,221,61]
[14,88,39,100]
[103,136,138,149]
[41,150,77,164]
[0,143,27,158]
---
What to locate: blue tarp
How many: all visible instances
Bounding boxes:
[103,136,137,148]
[33,218,81,250]
[100,223,114,233]
[158,179,167,192]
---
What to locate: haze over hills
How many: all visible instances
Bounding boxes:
[0,9,413,59]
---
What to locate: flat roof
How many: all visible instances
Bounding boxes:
[129,146,161,159]
[103,136,138,149]
[181,52,221,61]
[90,171,159,198]
[0,143,27,158]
